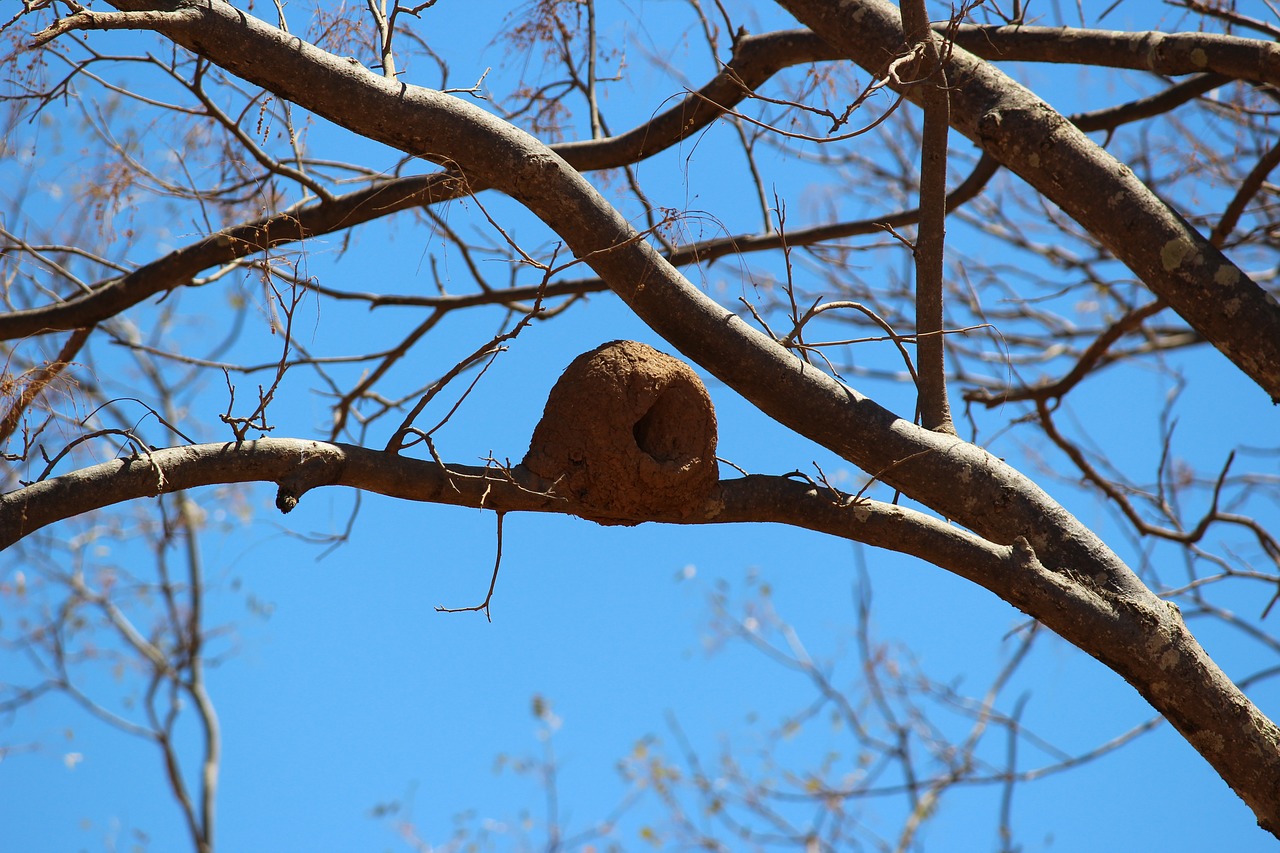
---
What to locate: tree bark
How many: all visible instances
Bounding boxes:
[776,0,1280,402]
[23,0,1280,835]
[0,29,839,340]
[5,437,1279,834]
[899,0,954,433]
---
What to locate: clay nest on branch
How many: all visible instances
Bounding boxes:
[523,340,719,525]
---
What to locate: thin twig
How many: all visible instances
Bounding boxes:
[436,512,506,620]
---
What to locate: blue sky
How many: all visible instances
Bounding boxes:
[3,0,1279,851]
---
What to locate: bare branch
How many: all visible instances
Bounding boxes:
[780,0,1280,400]
[899,0,954,433]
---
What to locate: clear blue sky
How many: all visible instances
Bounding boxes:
[2,0,1278,851]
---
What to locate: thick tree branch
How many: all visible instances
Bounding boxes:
[29,2,1280,832]
[0,437,1141,614]
[4,438,1276,838]
[775,0,1280,831]
[777,0,1280,401]
[947,24,1280,84]
[69,0,1149,599]
[0,437,987,555]
[5,26,1230,342]
[2,29,837,339]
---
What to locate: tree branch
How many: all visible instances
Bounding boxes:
[82,0,1150,599]
[30,2,1280,832]
[0,438,997,577]
[899,0,953,433]
[5,436,1276,836]
[947,24,1280,84]
[0,326,92,446]
[0,29,837,339]
[778,0,1280,401]
[6,29,1227,344]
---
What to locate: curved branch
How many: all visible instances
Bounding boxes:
[948,24,1280,85]
[1,145,1001,332]
[74,0,1147,596]
[780,0,1280,401]
[1211,134,1280,248]
[1,29,838,340]
[963,300,1167,406]
[4,436,1274,840]
[0,436,1088,617]
[7,28,1230,341]
[34,3,1280,832]
[1071,72,1229,132]
[0,436,989,556]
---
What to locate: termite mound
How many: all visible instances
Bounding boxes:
[523,340,718,525]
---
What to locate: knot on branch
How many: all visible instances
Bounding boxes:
[523,340,718,526]
[273,442,344,514]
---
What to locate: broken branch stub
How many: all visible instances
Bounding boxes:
[523,340,719,525]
